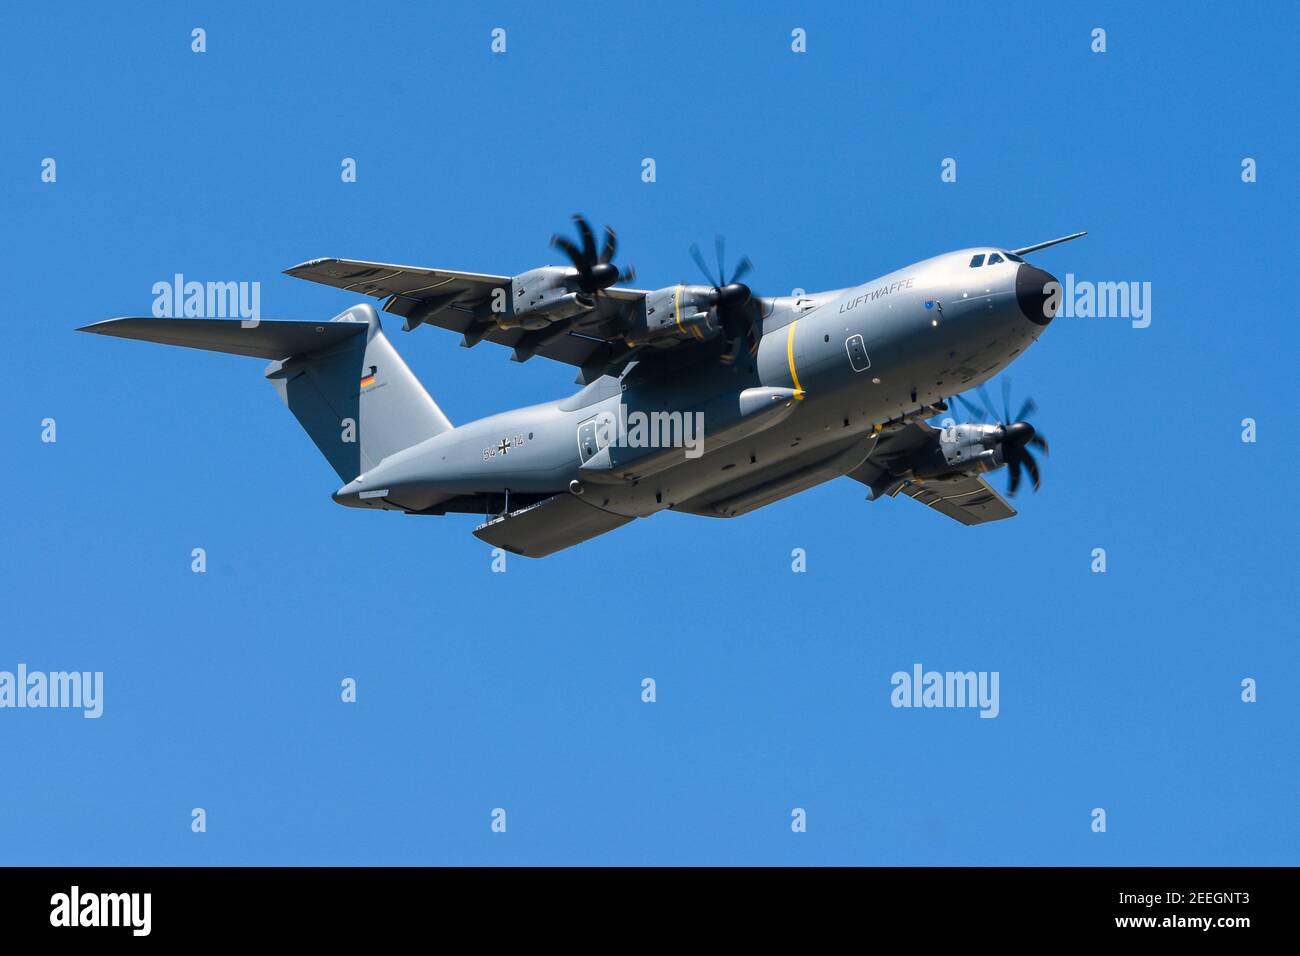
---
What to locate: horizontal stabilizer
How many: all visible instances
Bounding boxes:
[81,305,452,483]
[77,317,366,359]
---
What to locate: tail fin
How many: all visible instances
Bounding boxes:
[80,304,452,481]
[263,304,451,480]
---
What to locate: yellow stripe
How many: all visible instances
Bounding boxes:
[674,284,686,336]
[787,320,805,399]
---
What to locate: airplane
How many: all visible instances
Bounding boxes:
[80,218,1085,557]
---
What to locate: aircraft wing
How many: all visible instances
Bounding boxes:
[473,493,633,558]
[285,257,650,379]
[847,419,1016,526]
[284,257,509,304]
[898,474,1016,526]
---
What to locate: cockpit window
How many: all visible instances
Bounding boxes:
[1004,252,1025,263]
[969,254,986,268]
[988,253,1004,265]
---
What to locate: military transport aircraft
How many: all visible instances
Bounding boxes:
[81,218,1084,557]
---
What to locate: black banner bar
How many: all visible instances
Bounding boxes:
[0,866,1286,941]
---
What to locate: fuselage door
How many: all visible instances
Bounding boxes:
[577,418,599,463]
[845,333,871,372]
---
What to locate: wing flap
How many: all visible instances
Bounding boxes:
[902,474,1016,526]
[473,494,632,558]
[284,258,509,299]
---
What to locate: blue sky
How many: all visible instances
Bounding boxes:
[1,2,1296,865]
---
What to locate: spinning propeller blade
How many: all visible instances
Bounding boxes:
[687,234,761,365]
[551,214,635,295]
[947,378,1050,496]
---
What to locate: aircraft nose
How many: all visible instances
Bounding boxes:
[1015,263,1059,326]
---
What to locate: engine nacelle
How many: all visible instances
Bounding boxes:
[624,285,722,347]
[912,423,1002,478]
[499,267,594,330]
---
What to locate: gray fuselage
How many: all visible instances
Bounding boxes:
[335,248,1056,520]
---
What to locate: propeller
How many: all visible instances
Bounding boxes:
[551,214,636,295]
[947,392,986,423]
[688,235,760,364]
[1000,420,1049,496]
[947,379,1049,496]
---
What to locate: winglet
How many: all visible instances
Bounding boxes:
[1011,231,1087,257]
